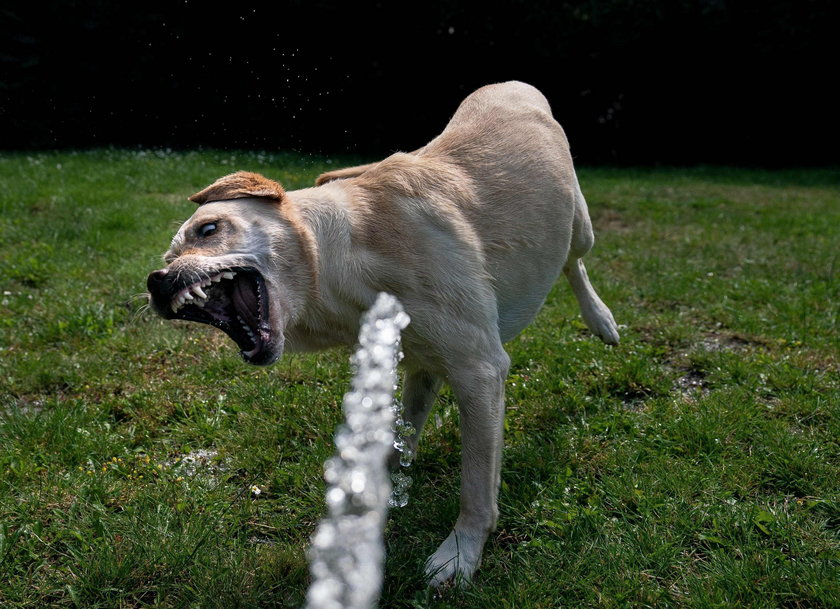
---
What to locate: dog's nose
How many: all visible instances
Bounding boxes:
[147,268,169,293]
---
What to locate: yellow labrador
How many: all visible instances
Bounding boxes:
[147,81,619,585]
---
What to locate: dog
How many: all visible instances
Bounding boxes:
[147,81,619,586]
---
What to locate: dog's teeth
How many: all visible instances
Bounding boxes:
[211,275,222,283]
[237,314,255,338]
[191,285,208,299]
[182,291,194,301]
[171,302,179,313]
[222,271,235,280]
[194,298,206,308]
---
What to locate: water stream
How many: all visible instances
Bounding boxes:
[305,293,410,609]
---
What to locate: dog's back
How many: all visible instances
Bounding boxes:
[314,80,616,346]
[420,81,581,339]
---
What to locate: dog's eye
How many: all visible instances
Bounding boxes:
[198,222,217,238]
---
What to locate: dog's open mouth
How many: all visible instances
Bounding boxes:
[159,267,271,362]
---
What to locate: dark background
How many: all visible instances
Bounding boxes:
[1,0,836,165]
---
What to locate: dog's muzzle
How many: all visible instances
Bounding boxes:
[146,266,278,365]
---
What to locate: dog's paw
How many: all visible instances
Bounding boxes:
[582,300,620,346]
[593,310,620,345]
[424,529,485,587]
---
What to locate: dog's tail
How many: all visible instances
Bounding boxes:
[562,179,620,345]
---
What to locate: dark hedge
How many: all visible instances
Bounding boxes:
[1,1,835,165]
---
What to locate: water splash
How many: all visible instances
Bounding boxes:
[306,293,409,609]
[389,400,416,508]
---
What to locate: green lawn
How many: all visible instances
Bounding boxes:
[1,150,838,608]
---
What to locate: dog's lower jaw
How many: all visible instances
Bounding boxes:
[240,333,283,366]
[240,309,285,366]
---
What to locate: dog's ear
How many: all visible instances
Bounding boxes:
[315,162,380,186]
[189,171,286,205]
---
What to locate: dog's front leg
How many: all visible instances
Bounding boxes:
[425,349,510,586]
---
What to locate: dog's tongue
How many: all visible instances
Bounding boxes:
[232,275,259,329]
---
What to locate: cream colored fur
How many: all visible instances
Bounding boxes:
[150,81,619,585]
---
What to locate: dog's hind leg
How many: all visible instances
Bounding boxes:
[563,181,620,345]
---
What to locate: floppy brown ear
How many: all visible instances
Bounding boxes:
[189,171,286,205]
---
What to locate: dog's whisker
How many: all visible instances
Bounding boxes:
[123,293,155,326]
[131,303,152,321]
[128,291,151,303]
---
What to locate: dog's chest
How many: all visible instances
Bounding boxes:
[285,308,362,353]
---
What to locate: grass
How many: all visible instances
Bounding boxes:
[1,150,838,608]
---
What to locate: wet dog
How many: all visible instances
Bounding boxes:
[147,81,619,585]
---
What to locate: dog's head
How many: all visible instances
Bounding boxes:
[147,171,317,366]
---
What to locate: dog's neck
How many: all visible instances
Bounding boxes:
[277,197,320,301]
[283,183,383,352]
